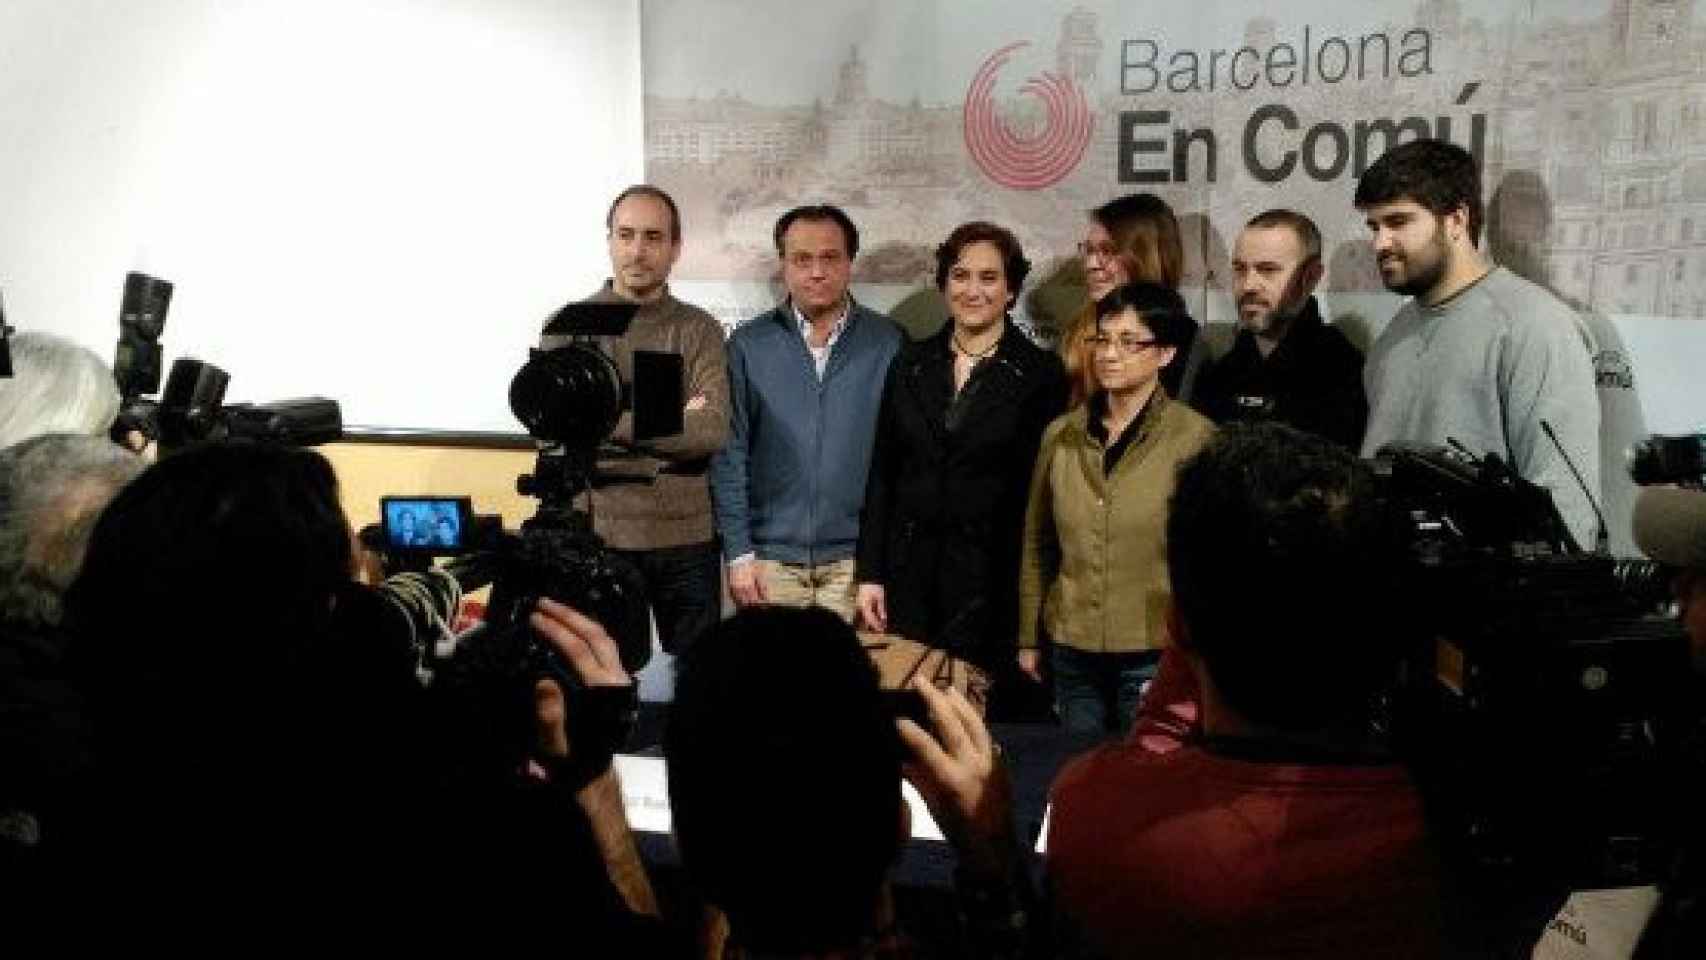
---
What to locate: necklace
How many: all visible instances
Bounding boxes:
[952,329,1000,362]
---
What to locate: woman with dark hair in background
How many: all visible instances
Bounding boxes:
[1019,282,1215,738]
[1062,194,1214,411]
[856,222,1066,714]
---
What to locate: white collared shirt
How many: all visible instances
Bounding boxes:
[793,298,851,379]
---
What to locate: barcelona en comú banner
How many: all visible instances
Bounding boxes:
[641,0,1706,553]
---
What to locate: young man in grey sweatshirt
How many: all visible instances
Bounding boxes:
[1356,139,1602,550]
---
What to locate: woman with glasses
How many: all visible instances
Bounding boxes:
[1018,282,1215,738]
[1063,195,1182,407]
[856,222,1067,714]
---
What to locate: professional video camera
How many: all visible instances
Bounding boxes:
[388,300,684,782]
[1373,444,1697,891]
[489,297,685,673]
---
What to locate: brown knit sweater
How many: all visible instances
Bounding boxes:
[538,283,729,550]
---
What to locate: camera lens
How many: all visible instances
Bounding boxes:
[509,344,623,449]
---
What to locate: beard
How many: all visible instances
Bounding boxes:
[1238,276,1308,335]
[1238,297,1290,335]
[1378,223,1450,298]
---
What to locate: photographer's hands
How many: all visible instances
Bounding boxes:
[895,679,1017,878]
[527,597,658,917]
[898,680,1035,955]
[527,597,634,765]
[530,598,631,685]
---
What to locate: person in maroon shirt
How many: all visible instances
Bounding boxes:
[1047,423,1443,959]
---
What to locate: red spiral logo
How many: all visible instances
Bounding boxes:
[963,42,1094,190]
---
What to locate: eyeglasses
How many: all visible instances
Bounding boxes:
[1077,242,1118,262]
[1086,334,1161,354]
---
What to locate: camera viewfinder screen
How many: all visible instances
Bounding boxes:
[383,497,466,550]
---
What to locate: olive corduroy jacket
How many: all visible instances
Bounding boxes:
[1017,390,1215,655]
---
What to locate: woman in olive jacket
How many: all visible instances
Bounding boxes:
[855,222,1067,693]
[1018,282,1215,738]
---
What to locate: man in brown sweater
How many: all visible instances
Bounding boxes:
[539,185,729,657]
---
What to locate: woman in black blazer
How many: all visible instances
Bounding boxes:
[855,221,1067,692]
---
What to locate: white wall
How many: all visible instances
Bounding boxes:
[0,0,642,432]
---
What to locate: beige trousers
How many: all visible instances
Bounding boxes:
[759,556,857,622]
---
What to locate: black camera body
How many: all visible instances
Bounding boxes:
[102,272,342,452]
[1630,433,1706,489]
[477,509,652,684]
[151,356,342,452]
[421,509,645,782]
[1374,446,1698,890]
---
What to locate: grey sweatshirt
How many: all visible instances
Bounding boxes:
[1361,267,1602,549]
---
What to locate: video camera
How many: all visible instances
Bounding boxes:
[1374,444,1698,891]
[374,300,686,784]
[486,298,684,674]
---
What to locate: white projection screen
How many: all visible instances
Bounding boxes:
[0,0,644,434]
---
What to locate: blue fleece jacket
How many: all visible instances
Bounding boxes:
[710,300,901,565]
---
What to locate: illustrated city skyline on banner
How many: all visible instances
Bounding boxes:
[642,0,1706,341]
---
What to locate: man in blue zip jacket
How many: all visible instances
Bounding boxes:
[710,205,901,622]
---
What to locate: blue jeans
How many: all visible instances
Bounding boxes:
[1052,646,1162,739]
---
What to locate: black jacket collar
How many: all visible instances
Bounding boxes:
[1233,295,1325,364]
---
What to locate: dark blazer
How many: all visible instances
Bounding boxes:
[856,320,1067,667]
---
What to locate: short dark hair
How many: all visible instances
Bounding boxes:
[1244,208,1323,263]
[1094,281,1199,393]
[773,204,860,259]
[1090,193,1183,289]
[1167,424,1404,732]
[67,442,356,728]
[605,184,682,242]
[61,443,430,857]
[666,606,902,954]
[1354,138,1483,246]
[1094,282,1193,345]
[934,221,1031,307]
